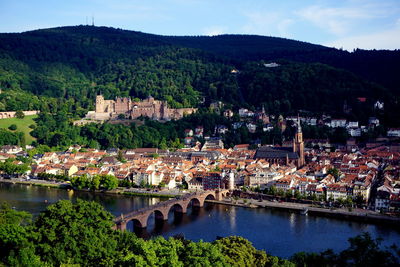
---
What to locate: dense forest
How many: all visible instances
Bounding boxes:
[0,26,399,117]
[0,199,398,267]
[0,25,399,148]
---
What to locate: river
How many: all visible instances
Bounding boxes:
[1,183,399,259]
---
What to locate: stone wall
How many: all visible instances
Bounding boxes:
[0,110,39,119]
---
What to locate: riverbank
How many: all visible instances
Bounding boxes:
[207,198,400,225]
[0,178,181,198]
[0,178,63,188]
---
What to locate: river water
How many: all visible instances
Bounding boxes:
[1,183,399,259]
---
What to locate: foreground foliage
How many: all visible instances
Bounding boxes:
[0,199,398,267]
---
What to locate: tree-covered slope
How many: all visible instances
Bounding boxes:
[0,25,399,125]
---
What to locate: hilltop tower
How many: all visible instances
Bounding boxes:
[95,95,105,113]
[293,115,305,167]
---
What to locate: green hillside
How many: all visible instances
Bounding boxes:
[0,26,399,126]
[0,115,37,144]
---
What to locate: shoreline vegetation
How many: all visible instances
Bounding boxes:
[1,198,399,266]
[1,178,399,225]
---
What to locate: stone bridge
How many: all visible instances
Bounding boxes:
[114,189,229,230]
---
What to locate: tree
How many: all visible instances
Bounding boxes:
[8,124,17,131]
[215,236,294,267]
[90,175,101,190]
[15,110,25,119]
[268,185,277,196]
[338,232,399,266]
[34,199,117,266]
[116,150,126,163]
[100,174,118,190]
[327,168,341,181]
[0,202,42,267]
[70,175,89,190]
[0,161,30,176]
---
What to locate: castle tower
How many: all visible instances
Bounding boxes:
[293,115,305,167]
[96,95,105,113]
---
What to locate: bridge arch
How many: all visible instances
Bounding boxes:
[187,197,202,209]
[128,218,146,229]
[205,193,216,200]
[154,209,168,221]
[169,203,186,214]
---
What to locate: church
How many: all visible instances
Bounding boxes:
[254,117,305,168]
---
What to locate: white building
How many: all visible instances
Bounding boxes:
[387,128,400,137]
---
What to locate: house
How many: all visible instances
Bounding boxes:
[0,153,16,162]
[275,177,294,192]
[233,144,249,151]
[330,119,347,128]
[347,121,359,128]
[195,126,204,138]
[264,62,280,68]
[348,128,361,137]
[263,124,274,132]
[326,183,348,201]
[201,172,225,190]
[304,118,317,126]
[387,128,400,137]
[223,109,234,118]
[202,138,224,150]
[215,125,229,135]
[62,164,78,176]
[0,145,23,154]
[210,101,223,114]
[233,122,244,130]
[238,108,254,117]
[369,117,380,127]
[188,176,203,190]
[184,137,194,147]
[375,185,391,211]
[374,101,384,110]
[184,129,194,137]
[246,123,257,133]
[106,148,119,155]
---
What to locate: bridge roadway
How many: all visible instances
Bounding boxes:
[114,189,229,230]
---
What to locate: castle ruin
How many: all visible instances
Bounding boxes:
[87,95,197,121]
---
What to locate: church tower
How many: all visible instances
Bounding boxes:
[293,115,305,167]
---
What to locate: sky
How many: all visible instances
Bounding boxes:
[1,0,399,51]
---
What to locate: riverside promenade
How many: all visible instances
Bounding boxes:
[208,197,400,224]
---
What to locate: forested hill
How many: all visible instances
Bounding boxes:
[0,25,399,125]
[165,34,400,93]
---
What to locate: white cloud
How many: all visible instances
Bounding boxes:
[297,6,368,35]
[240,12,293,38]
[296,2,399,36]
[325,26,400,50]
[202,26,227,36]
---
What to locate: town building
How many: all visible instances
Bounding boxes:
[255,116,305,167]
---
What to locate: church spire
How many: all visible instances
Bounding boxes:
[297,113,302,133]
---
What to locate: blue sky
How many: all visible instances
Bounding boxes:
[1,0,399,50]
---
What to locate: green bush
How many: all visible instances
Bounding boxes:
[8,124,17,131]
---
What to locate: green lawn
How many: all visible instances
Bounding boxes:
[0,115,38,144]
